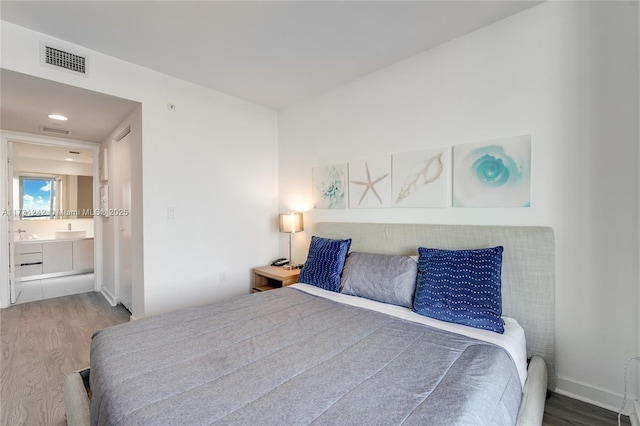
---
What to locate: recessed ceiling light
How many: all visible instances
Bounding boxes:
[48,114,68,121]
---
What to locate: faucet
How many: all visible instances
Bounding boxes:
[68,223,72,230]
[15,228,26,240]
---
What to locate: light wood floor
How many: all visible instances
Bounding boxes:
[0,292,633,426]
[543,392,631,426]
[0,292,130,426]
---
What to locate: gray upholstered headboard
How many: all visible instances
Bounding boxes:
[316,222,556,389]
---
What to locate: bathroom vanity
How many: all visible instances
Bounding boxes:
[15,238,94,281]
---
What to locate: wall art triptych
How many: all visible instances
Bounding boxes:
[312,135,531,209]
[312,164,348,209]
[452,135,531,207]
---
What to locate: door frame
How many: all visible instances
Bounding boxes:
[0,130,102,308]
[6,140,19,303]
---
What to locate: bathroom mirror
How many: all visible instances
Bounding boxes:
[12,141,95,220]
[18,174,93,219]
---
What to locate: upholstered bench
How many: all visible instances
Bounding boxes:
[64,368,90,426]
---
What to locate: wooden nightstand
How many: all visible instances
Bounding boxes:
[252,265,300,293]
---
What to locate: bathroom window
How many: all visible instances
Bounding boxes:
[19,176,57,219]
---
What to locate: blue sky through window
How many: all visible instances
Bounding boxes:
[22,178,55,217]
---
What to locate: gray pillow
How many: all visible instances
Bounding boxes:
[340,252,417,308]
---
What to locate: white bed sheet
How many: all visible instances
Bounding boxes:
[291,282,528,387]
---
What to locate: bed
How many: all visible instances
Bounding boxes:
[65,222,555,426]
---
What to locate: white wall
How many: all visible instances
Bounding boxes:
[279,1,639,411]
[1,22,279,317]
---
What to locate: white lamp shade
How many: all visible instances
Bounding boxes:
[279,212,304,234]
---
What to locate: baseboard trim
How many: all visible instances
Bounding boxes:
[555,377,633,415]
[100,287,117,306]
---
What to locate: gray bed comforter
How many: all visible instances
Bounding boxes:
[90,287,521,426]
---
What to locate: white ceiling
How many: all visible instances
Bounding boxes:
[1,69,140,142]
[1,0,542,110]
[13,141,94,164]
[0,1,542,143]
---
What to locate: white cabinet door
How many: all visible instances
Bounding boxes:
[21,264,43,276]
[17,253,42,265]
[16,242,43,255]
[73,239,94,270]
[42,241,73,273]
[16,243,43,277]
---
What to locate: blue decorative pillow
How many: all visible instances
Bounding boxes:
[298,236,352,292]
[413,246,504,333]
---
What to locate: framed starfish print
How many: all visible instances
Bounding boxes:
[348,156,391,208]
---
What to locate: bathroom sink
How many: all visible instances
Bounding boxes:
[54,230,86,239]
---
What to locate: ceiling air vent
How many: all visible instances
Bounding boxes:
[41,43,88,75]
[40,126,70,136]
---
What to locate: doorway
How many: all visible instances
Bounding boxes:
[0,65,144,423]
[0,69,141,311]
[6,137,100,305]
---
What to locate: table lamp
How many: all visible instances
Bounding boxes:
[278,212,304,270]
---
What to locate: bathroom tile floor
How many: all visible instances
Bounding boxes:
[15,273,95,304]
